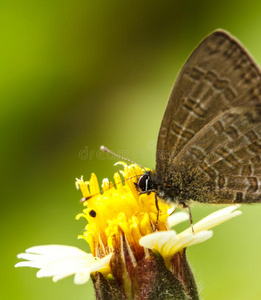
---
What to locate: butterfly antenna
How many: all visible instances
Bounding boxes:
[100,145,147,171]
[80,173,143,203]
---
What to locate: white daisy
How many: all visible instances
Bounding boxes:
[15,164,242,299]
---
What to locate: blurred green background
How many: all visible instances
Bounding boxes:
[2,1,261,299]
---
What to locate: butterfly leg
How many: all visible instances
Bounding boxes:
[187,206,195,235]
[154,194,160,231]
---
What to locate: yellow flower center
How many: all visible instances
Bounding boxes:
[76,163,170,259]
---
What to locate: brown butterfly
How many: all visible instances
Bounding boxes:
[135,29,261,210]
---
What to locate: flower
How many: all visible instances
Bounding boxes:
[15,163,242,299]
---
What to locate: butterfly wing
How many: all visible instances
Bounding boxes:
[156,30,261,204]
[156,30,261,178]
[170,106,261,203]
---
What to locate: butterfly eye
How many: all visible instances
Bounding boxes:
[89,210,96,218]
[138,173,149,191]
[138,172,155,192]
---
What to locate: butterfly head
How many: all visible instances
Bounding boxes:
[137,170,157,193]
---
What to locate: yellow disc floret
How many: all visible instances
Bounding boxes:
[76,163,170,259]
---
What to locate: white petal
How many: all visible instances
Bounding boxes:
[140,231,176,250]
[36,257,91,278]
[89,253,113,272]
[167,205,177,215]
[184,231,213,247]
[73,254,112,285]
[15,261,42,268]
[182,206,242,234]
[167,211,189,227]
[166,233,194,254]
[140,229,214,258]
[15,245,112,285]
[195,205,240,225]
[25,245,87,257]
[74,270,90,284]
[16,245,93,269]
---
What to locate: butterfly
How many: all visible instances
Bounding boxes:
[135,29,261,210]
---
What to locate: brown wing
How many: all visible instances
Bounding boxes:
[170,106,261,204]
[156,30,261,182]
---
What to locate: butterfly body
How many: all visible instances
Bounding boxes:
[138,30,261,206]
[139,168,220,206]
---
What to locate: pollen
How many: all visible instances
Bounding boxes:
[76,163,170,259]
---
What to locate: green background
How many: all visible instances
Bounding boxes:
[2,1,261,299]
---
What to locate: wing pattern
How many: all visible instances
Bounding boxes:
[156,30,261,204]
